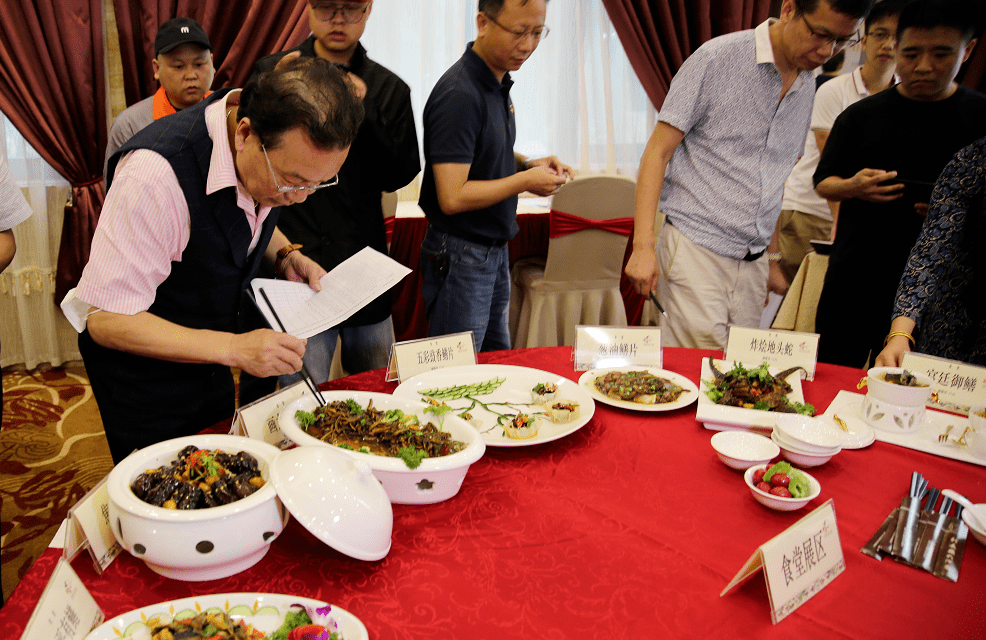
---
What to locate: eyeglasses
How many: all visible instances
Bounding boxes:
[867,29,896,43]
[261,143,339,193]
[483,12,549,42]
[310,2,370,24]
[800,14,861,51]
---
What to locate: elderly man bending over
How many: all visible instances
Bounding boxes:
[65,58,363,463]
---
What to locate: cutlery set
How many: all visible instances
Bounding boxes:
[862,471,969,581]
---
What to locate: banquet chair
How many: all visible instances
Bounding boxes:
[772,251,830,333]
[382,191,398,251]
[511,175,635,348]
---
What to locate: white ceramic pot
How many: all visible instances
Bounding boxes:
[106,435,287,581]
[861,394,926,433]
[865,367,934,406]
[278,391,486,504]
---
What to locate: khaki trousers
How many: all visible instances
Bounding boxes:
[656,222,769,350]
[777,209,832,284]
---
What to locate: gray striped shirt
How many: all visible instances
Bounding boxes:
[659,20,814,259]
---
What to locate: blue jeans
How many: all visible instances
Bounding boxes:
[280,315,395,386]
[419,227,511,351]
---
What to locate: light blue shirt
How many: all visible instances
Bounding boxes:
[658,20,814,258]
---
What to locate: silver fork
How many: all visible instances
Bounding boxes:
[938,425,953,443]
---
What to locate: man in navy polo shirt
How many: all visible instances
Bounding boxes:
[418,0,572,351]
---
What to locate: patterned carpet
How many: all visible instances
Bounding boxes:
[0,365,113,603]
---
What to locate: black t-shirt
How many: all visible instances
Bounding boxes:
[252,38,420,326]
[816,85,986,286]
[812,85,986,364]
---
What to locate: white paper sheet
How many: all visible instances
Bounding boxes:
[252,246,410,339]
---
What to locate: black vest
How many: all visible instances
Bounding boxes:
[85,90,279,462]
[106,89,278,332]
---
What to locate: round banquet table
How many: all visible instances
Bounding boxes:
[1,347,984,639]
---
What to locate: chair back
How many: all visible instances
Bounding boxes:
[542,175,636,283]
[382,191,398,218]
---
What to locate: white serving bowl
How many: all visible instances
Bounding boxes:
[106,434,287,581]
[771,432,836,467]
[865,367,934,407]
[278,391,486,504]
[966,406,986,460]
[771,427,841,456]
[774,414,843,454]
[961,503,986,547]
[710,431,780,470]
[744,464,821,512]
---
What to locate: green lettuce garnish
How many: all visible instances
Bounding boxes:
[763,461,792,483]
[702,380,724,403]
[424,402,454,430]
[782,397,816,416]
[269,610,313,640]
[345,399,362,415]
[398,446,428,469]
[295,409,316,429]
[788,469,811,498]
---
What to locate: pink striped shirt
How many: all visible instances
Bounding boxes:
[76,90,273,315]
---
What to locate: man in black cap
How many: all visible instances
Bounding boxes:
[104,17,215,177]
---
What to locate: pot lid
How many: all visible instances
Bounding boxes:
[270,446,392,561]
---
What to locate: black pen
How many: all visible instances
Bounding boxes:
[649,291,669,319]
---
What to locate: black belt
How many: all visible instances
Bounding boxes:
[664,217,764,261]
[452,230,508,248]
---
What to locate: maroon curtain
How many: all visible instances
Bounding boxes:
[112,0,312,106]
[601,0,772,109]
[959,33,986,93]
[0,0,107,300]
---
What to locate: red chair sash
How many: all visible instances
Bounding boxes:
[384,215,395,243]
[548,209,634,239]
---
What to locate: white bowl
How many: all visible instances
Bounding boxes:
[961,504,986,547]
[771,433,836,467]
[106,435,287,581]
[744,464,821,512]
[278,392,486,504]
[710,431,780,470]
[771,426,841,456]
[865,367,934,407]
[966,406,986,460]
[774,414,843,453]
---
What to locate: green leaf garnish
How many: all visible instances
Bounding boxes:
[788,469,811,498]
[295,409,316,429]
[397,446,428,469]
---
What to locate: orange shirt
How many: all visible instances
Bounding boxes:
[151,86,212,120]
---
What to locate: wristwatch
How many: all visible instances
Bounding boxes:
[276,243,303,276]
[766,252,782,262]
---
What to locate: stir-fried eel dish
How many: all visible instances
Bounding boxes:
[593,370,686,404]
[131,446,265,510]
[298,399,466,461]
[705,358,814,415]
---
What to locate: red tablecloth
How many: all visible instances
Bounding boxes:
[2,347,984,639]
[388,215,650,341]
